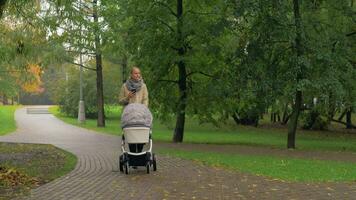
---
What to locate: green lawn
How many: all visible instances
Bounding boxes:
[0,105,19,136]
[158,148,356,182]
[49,105,356,152]
[49,105,356,182]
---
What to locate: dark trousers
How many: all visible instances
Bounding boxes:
[129,143,144,153]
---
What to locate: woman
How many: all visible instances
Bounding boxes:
[119,66,148,107]
[119,66,149,153]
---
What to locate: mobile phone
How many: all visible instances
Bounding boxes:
[131,89,136,93]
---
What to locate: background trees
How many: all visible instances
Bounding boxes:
[0,0,50,105]
[1,0,355,147]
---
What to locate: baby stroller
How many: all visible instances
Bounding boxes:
[119,103,157,174]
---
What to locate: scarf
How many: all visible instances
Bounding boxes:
[126,78,143,92]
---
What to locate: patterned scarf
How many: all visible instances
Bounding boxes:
[125,78,143,92]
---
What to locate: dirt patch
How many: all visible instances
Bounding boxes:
[0,142,76,200]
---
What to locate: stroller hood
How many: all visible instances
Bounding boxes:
[121,103,153,128]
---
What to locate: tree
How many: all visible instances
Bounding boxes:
[287,0,305,149]
[108,0,230,142]
[41,0,107,126]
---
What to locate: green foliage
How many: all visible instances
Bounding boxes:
[106,0,233,124]
[1,0,355,144]
[48,66,96,118]
[0,0,62,100]
[48,60,120,118]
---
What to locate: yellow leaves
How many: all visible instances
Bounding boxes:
[0,166,40,187]
[20,63,44,94]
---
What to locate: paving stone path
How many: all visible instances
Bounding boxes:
[1,106,356,200]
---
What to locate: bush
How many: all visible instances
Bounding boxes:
[56,70,98,118]
[302,109,328,130]
[232,99,265,127]
[48,60,121,119]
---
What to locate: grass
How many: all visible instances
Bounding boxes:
[48,105,122,135]
[49,105,356,182]
[0,106,20,136]
[49,105,356,152]
[158,148,356,182]
[0,143,77,200]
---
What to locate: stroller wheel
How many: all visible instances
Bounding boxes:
[124,162,129,174]
[119,155,124,172]
[152,153,157,171]
[146,163,150,174]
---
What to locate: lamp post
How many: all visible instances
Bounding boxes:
[78,52,85,123]
[77,0,85,124]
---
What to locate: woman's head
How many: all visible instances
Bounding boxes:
[130,66,141,81]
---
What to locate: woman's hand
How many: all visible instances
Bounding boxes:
[128,91,136,98]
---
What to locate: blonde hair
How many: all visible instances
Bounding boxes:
[130,66,140,74]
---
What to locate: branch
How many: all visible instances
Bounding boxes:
[338,109,347,121]
[186,10,219,16]
[346,31,356,37]
[270,40,290,44]
[66,61,96,71]
[157,79,178,84]
[65,49,96,56]
[15,6,35,28]
[156,18,175,33]
[64,44,95,54]
[153,1,177,17]
[281,113,292,125]
[187,71,214,78]
[331,118,356,129]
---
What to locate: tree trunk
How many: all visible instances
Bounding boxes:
[346,107,352,129]
[327,92,336,124]
[277,113,281,122]
[282,114,291,125]
[338,109,347,121]
[288,91,302,148]
[173,0,187,143]
[288,0,304,149]
[3,94,8,105]
[93,0,105,127]
[281,102,289,124]
[232,112,240,125]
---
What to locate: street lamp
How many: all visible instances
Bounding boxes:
[77,0,85,124]
[78,52,85,124]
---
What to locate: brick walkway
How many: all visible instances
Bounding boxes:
[0,106,355,200]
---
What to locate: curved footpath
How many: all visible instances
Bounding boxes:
[0,106,355,199]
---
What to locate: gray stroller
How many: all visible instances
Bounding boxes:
[119,103,157,174]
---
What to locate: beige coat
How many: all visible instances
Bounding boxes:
[119,83,149,107]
